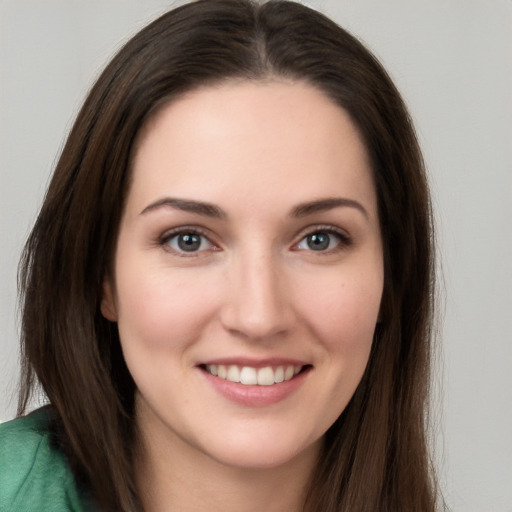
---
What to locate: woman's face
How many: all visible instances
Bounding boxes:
[102,81,383,471]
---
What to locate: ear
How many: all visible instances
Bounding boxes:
[101,276,118,322]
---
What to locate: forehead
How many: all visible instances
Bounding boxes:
[128,80,376,219]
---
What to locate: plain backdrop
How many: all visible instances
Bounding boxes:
[1,1,511,510]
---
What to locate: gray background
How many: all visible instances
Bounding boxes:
[1,1,511,510]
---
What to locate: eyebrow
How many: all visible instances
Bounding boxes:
[290,197,368,219]
[140,198,227,219]
[140,196,368,219]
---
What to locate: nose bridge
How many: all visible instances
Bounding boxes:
[221,242,292,340]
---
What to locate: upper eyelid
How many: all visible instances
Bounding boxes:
[160,225,213,241]
[294,224,351,241]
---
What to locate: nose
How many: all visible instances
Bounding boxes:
[220,249,295,341]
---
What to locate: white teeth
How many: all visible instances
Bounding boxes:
[205,363,304,385]
[227,365,240,383]
[207,364,218,376]
[257,367,274,386]
[240,366,257,385]
[217,365,227,379]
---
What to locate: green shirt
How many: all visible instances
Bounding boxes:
[0,408,94,511]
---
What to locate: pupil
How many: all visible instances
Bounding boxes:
[178,233,201,251]
[308,233,329,251]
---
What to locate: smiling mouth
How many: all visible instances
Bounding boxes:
[202,364,309,386]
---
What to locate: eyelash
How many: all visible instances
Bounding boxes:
[159,226,216,257]
[294,225,352,254]
[158,225,352,257]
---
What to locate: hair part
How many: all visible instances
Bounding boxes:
[18,1,439,510]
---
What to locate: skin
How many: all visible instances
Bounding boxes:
[102,80,384,512]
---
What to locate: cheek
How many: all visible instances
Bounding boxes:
[286,267,383,436]
[114,264,222,352]
[295,266,383,355]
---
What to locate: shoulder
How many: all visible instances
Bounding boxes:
[0,407,94,512]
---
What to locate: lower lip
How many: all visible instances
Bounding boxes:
[200,367,310,407]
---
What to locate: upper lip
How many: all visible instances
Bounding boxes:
[198,357,310,369]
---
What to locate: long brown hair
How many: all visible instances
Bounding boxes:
[18,1,440,510]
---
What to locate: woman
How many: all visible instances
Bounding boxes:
[0,0,440,510]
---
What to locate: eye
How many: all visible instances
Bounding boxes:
[164,230,213,253]
[296,230,346,252]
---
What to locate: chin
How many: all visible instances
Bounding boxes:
[193,424,323,472]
